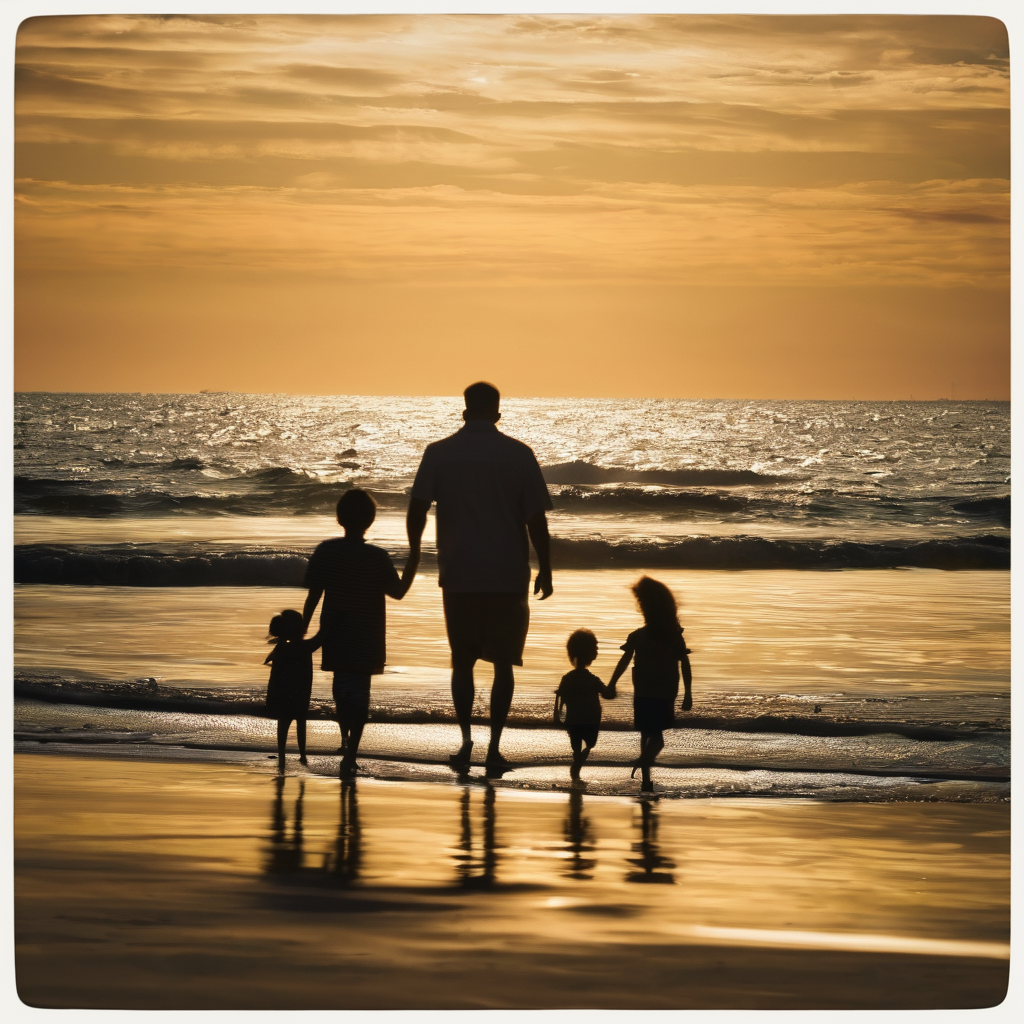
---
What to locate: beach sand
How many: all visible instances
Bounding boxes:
[14,750,1009,1009]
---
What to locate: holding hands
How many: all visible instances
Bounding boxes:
[399,547,420,598]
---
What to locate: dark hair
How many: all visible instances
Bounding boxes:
[336,487,376,532]
[268,608,304,643]
[566,628,598,667]
[464,381,500,418]
[632,576,682,642]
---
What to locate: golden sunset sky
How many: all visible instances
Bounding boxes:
[14,13,1009,398]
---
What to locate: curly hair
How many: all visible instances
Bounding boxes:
[566,628,598,667]
[631,576,682,642]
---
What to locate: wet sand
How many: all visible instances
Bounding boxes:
[14,751,1009,1009]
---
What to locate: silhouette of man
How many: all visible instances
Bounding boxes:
[407,382,553,770]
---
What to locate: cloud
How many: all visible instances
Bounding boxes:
[280,64,404,93]
[14,13,1009,291]
[14,176,1008,290]
[888,207,1006,225]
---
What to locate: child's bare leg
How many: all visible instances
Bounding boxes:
[638,731,663,791]
[648,732,664,762]
[277,718,291,758]
[569,734,583,779]
[336,706,350,752]
[297,719,307,764]
[333,674,352,752]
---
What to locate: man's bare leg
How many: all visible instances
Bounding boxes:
[450,657,476,764]
[486,662,515,765]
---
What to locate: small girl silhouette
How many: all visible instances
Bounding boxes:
[265,609,321,768]
[609,577,693,792]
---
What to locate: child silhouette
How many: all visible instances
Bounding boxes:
[265,609,322,769]
[609,577,693,793]
[554,629,616,780]
[303,488,418,776]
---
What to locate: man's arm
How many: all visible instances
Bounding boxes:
[406,496,430,558]
[527,511,552,600]
[302,587,323,634]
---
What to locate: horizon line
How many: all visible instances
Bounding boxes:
[12,390,1009,403]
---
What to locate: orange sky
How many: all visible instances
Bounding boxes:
[14,14,1009,399]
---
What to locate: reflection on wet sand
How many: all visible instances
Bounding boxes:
[563,789,596,880]
[264,776,305,875]
[454,784,499,889]
[326,779,361,885]
[15,755,1011,1010]
[626,799,676,885]
[262,775,681,893]
[263,775,363,887]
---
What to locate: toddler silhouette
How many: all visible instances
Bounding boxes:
[554,628,616,780]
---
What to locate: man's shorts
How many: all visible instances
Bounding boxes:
[442,591,530,666]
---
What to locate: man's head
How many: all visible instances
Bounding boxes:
[336,487,376,535]
[463,381,500,423]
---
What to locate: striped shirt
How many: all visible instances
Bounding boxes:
[304,536,402,675]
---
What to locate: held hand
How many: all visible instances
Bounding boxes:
[533,569,553,600]
[399,557,420,598]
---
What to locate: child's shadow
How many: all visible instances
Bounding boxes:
[625,798,675,884]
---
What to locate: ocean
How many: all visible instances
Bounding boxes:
[13,393,1010,801]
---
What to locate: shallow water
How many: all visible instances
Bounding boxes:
[14,568,1009,696]
[15,694,1009,804]
[13,394,1010,805]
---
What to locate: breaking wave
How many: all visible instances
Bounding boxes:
[541,460,779,487]
[14,474,407,517]
[13,672,1010,745]
[14,533,1010,587]
[15,473,1012,532]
